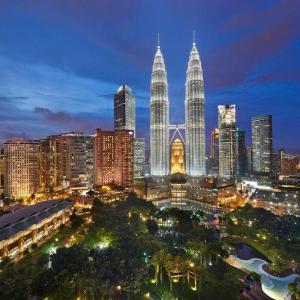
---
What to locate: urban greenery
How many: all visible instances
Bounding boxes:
[0,195,299,299]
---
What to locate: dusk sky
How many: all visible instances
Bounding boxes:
[0,0,299,152]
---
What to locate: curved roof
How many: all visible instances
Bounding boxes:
[0,200,73,243]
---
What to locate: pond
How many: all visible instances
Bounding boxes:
[235,242,270,262]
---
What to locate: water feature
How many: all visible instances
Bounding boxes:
[229,255,299,300]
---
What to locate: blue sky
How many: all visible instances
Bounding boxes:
[0,0,299,152]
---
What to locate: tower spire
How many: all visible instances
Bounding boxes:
[157,32,160,48]
[193,30,196,46]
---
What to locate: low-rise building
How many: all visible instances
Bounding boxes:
[0,200,73,261]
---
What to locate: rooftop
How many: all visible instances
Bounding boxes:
[0,200,73,243]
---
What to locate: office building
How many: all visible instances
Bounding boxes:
[150,40,169,176]
[235,129,247,178]
[252,115,272,176]
[134,138,145,179]
[114,85,135,135]
[218,105,236,179]
[210,128,219,164]
[185,39,206,176]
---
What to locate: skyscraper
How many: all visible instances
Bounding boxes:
[252,115,272,176]
[4,138,39,199]
[150,39,169,176]
[235,129,247,178]
[218,105,236,179]
[185,39,206,176]
[134,138,145,179]
[114,85,135,135]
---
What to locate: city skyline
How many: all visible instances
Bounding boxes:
[0,1,300,153]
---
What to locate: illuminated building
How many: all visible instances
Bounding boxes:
[94,129,134,188]
[280,155,298,176]
[40,133,94,190]
[252,115,272,176]
[170,138,185,174]
[114,85,135,135]
[0,200,72,260]
[187,177,243,208]
[218,105,236,179]
[210,128,219,163]
[0,148,4,194]
[94,129,115,186]
[235,129,247,178]
[185,39,206,176]
[134,177,170,200]
[247,146,252,174]
[134,138,145,179]
[113,130,134,188]
[150,38,169,176]
[4,138,39,199]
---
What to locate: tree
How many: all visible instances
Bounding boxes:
[87,189,96,198]
[146,219,158,235]
[289,277,300,300]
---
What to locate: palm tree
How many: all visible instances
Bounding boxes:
[288,277,300,300]
[188,240,207,265]
[163,253,174,291]
[151,250,168,285]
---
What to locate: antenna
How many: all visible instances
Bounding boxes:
[157,32,160,48]
[193,30,196,46]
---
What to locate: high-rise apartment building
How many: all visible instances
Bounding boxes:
[252,115,272,176]
[218,105,236,179]
[40,133,94,190]
[185,40,206,176]
[4,138,39,198]
[134,138,145,179]
[235,129,247,178]
[150,41,169,176]
[94,129,134,188]
[114,85,135,135]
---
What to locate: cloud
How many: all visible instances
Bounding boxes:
[206,0,300,89]
[34,106,95,130]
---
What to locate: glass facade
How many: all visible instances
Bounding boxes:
[114,85,135,135]
[134,138,145,179]
[252,115,273,176]
[218,105,236,179]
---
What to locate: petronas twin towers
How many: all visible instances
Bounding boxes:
[150,36,206,177]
